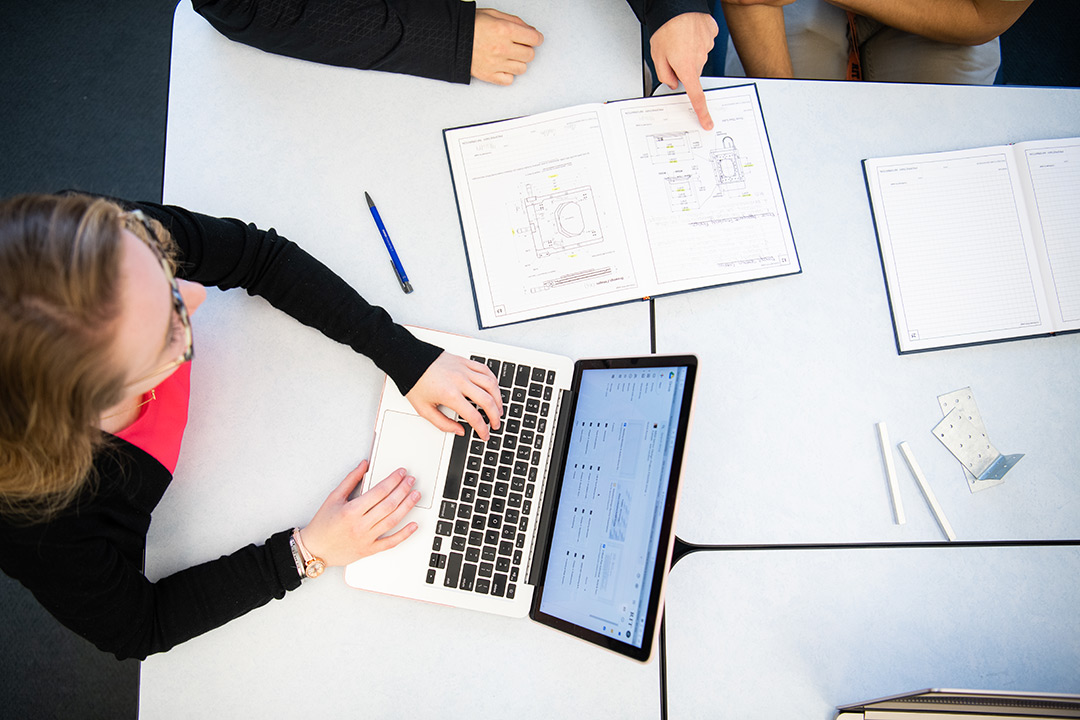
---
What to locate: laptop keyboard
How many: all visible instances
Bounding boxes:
[426,355,557,600]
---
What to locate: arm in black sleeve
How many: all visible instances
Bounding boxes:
[192,0,476,84]
[133,200,443,396]
[0,448,302,661]
[629,0,713,40]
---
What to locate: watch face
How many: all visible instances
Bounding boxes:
[305,559,326,579]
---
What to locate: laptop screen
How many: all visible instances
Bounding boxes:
[530,356,696,662]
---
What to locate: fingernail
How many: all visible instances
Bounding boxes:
[410,491,421,501]
[406,476,416,486]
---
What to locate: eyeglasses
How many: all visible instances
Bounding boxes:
[122,210,194,387]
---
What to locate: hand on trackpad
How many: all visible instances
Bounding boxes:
[368,411,449,510]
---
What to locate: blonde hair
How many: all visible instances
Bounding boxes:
[0,193,172,522]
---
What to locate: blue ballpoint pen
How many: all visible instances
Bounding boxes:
[364,191,413,294]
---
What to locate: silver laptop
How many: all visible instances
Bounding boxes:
[345,327,697,662]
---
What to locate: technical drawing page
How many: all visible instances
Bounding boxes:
[617,88,798,288]
[446,107,640,327]
[866,146,1052,352]
[1020,138,1080,330]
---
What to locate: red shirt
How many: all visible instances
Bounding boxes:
[115,362,191,474]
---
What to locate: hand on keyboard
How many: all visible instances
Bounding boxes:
[406,351,503,440]
[299,459,421,567]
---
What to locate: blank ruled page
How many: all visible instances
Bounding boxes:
[866,148,1049,352]
[1024,140,1080,328]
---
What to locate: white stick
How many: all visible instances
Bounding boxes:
[898,441,955,541]
[876,422,905,525]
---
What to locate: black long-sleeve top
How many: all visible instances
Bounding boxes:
[190,0,713,86]
[0,199,442,660]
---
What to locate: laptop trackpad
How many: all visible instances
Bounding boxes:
[369,410,448,510]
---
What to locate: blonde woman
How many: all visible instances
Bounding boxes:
[0,193,501,660]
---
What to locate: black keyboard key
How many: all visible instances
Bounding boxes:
[439,501,456,520]
[519,516,530,532]
[510,567,519,582]
[499,540,514,556]
[522,499,531,514]
[532,451,541,465]
[511,476,525,492]
[486,529,500,545]
[492,497,506,514]
[506,418,521,435]
[469,531,484,547]
[432,537,442,551]
[464,472,479,487]
[487,436,501,450]
[529,466,538,482]
[430,553,445,568]
[481,546,496,562]
[499,362,516,388]
[460,563,477,592]
[471,515,486,530]
[501,525,516,540]
[481,467,495,483]
[466,547,480,563]
[457,504,472,520]
[496,465,511,481]
[484,451,498,466]
[546,370,556,384]
[509,403,523,419]
[475,578,491,595]
[466,455,482,471]
[470,355,486,364]
[525,483,535,499]
[445,553,463,588]
[486,358,500,376]
[506,584,516,599]
[508,493,522,509]
[520,429,535,445]
[514,461,529,476]
[505,509,519,525]
[496,556,511,573]
[516,445,531,460]
[522,415,536,430]
[531,367,546,382]
[526,398,540,413]
[516,532,527,549]
[513,550,523,565]
[478,483,493,499]
[535,434,544,450]
[488,515,502,529]
[455,519,469,535]
[528,382,543,398]
[491,573,507,597]
[494,482,509,497]
[470,439,484,455]
[476,498,490,514]
[543,385,552,401]
[540,402,550,417]
[515,365,531,387]
[461,487,476,503]
[537,418,547,434]
[501,387,511,404]
[503,435,517,451]
[479,562,494,578]
[512,387,526,403]
[436,521,453,536]
[443,424,470,499]
[451,536,466,552]
[426,569,436,584]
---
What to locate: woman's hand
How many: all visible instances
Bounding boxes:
[405,351,503,440]
[298,460,420,567]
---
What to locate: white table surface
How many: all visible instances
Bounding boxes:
[142,3,657,718]
[659,77,1080,546]
[664,545,1080,720]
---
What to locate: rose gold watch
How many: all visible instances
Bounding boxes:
[292,528,326,579]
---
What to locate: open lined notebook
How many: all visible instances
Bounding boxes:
[864,137,1080,353]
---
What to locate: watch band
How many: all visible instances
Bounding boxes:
[288,534,305,579]
[292,528,326,579]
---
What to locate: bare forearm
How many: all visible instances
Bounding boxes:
[825,0,1031,45]
[722,4,793,77]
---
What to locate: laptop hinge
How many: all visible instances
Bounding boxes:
[526,387,575,588]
